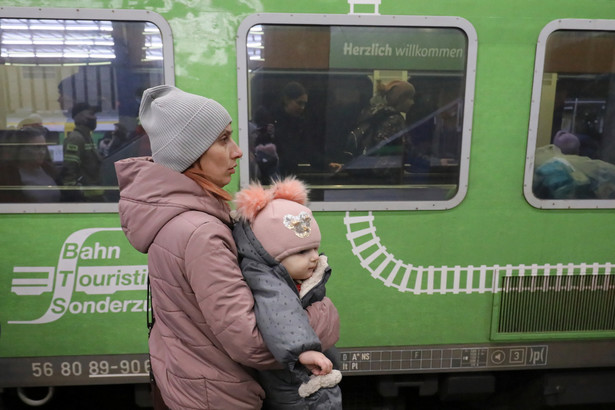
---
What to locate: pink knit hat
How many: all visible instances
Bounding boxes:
[235,177,321,261]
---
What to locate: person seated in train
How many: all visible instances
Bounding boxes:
[0,127,61,203]
[533,131,615,199]
[233,177,342,409]
[553,130,580,155]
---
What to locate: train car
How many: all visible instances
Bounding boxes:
[1,0,615,407]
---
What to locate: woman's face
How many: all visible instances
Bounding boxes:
[397,93,415,113]
[284,94,308,117]
[195,124,242,188]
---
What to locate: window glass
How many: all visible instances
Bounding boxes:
[0,8,173,212]
[237,15,477,211]
[525,20,615,208]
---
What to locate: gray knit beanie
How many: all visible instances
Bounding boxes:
[139,85,232,172]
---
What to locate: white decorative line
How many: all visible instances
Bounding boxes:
[344,212,614,294]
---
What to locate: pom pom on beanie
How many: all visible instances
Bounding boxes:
[139,85,232,172]
[234,183,273,222]
[235,177,321,261]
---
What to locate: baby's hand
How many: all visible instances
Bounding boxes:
[298,351,333,376]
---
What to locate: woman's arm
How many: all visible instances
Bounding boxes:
[305,297,340,351]
[185,223,279,370]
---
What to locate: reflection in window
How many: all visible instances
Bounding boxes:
[526,22,615,207]
[0,11,171,211]
[237,16,476,211]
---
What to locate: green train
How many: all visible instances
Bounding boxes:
[1,0,614,407]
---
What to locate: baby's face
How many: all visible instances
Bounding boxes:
[280,247,319,281]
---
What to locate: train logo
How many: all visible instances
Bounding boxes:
[9,228,147,324]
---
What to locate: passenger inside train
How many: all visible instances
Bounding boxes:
[529,28,615,202]
[0,127,61,203]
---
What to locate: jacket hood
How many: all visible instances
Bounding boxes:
[115,156,231,253]
[233,219,278,267]
[233,219,299,292]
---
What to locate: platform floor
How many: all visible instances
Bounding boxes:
[2,373,615,409]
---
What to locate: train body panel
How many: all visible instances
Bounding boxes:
[1,0,614,405]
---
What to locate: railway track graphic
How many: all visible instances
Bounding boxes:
[344,212,615,295]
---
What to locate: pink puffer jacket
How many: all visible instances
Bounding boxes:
[115,157,340,409]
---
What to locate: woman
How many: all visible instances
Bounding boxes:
[115,85,340,409]
[273,81,317,177]
[352,79,415,155]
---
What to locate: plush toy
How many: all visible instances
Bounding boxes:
[298,369,343,398]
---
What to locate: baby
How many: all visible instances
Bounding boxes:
[233,177,342,409]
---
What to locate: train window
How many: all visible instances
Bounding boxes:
[0,7,173,213]
[237,14,477,211]
[525,19,615,209]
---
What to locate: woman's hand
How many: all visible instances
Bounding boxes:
[298,351,333,376]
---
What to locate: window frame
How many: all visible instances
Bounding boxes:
[524,18,615,209]
[236,13,477,211]
[0,7,174,214]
